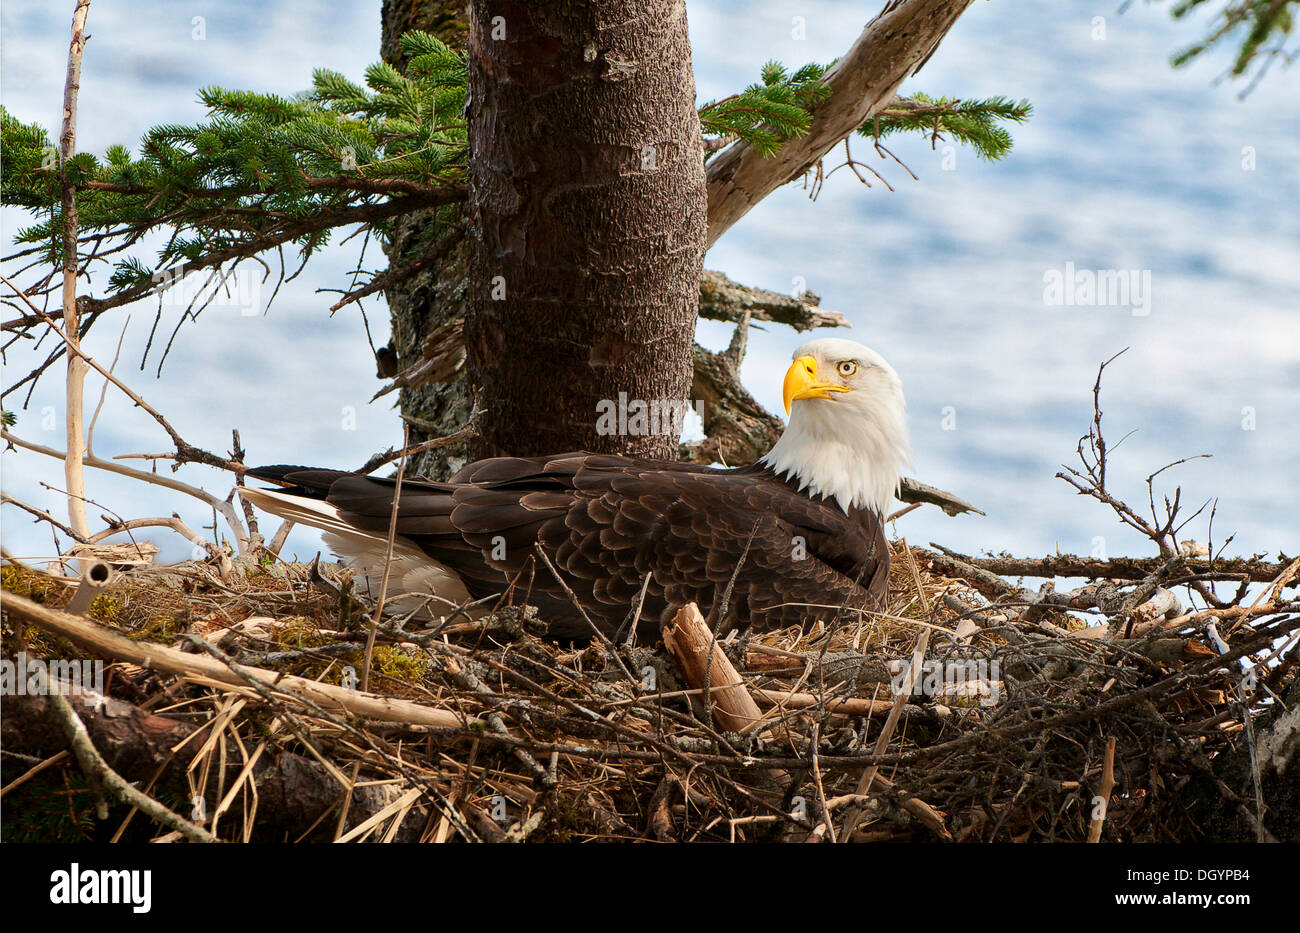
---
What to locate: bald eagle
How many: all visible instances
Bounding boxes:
[240,338,911,638]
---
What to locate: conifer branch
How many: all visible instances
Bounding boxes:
[705,0,981,246]
[699,65,1030,166]
[1,30,468,312]
[1155,0,1298,94]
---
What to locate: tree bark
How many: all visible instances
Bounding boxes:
[380,0,474,478]
[463,1,707,460]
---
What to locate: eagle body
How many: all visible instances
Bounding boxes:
[244,455,889,638]
[241,338,911,638]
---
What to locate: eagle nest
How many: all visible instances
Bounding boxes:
[3,543,1298,843]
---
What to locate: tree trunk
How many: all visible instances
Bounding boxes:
[380,0,474,478]
[463,0,706,460]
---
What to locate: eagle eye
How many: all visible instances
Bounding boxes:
[836,360,858,378]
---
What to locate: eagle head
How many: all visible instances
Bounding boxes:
[759,337,912,516]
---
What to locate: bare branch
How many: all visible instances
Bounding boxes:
[916,548,1295,587]
[47,689,219,842]
[1,492,89,544]
[355,421,479,475]
[698,270,848,332]
[2,429,249,552]
[59,0,93,541]
[1,273,246,477]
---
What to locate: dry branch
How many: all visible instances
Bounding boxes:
[919,549,1295,586]
[697,270,847,331]
[355,421,478,475]
[840,552,934,839]
[3,591,473,729]
[751,688,894,717]
[2,687,435,842]
[1086,735,1117,843]
[46,688,218,842]
[2,429,250,553]
[58,0,93,542]
[662,602,765,735]
[0,272,247,478]
[683,340,787,467]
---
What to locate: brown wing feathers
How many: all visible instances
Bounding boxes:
[246,454,888,638]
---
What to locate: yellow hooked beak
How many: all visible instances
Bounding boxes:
[782,355,850,413]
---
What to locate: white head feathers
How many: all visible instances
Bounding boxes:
[758,337,913,516]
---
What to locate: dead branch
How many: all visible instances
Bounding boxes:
[840,548,935,839]
[682,340,786,467]
[895,478,984,517]
[46,688,218,842]
[355,420,478,475]
[361,425,409,693]
[58,0,93,542]
[1,273,247,478]
[1086,736,1117,843]
[3,687,437,842]
[2,492,90,545]
[2,590,474,729]
[2,429,250,552]
[1057,351,1229,609]
[697,270,847,331]
[917,549,1294,587]
[662,603,765,735]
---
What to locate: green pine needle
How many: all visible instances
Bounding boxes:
[859,93,1032,162]
[0,39,1037,319]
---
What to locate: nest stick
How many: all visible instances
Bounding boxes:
[662,602,764,734]
[4,591,473,729]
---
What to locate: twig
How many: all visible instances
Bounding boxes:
[361,425,408,693]
[533,545,637,684]
[2,492,89,544]
[839,540,933,840]
[917,548,1293,587]
[1086,736,1117,843]
[85,317,128,456]
[77,514,216,559]
[3,590,473,728]
[2,429,249,552]
[48,689,218,842]
[355,421,478,475]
